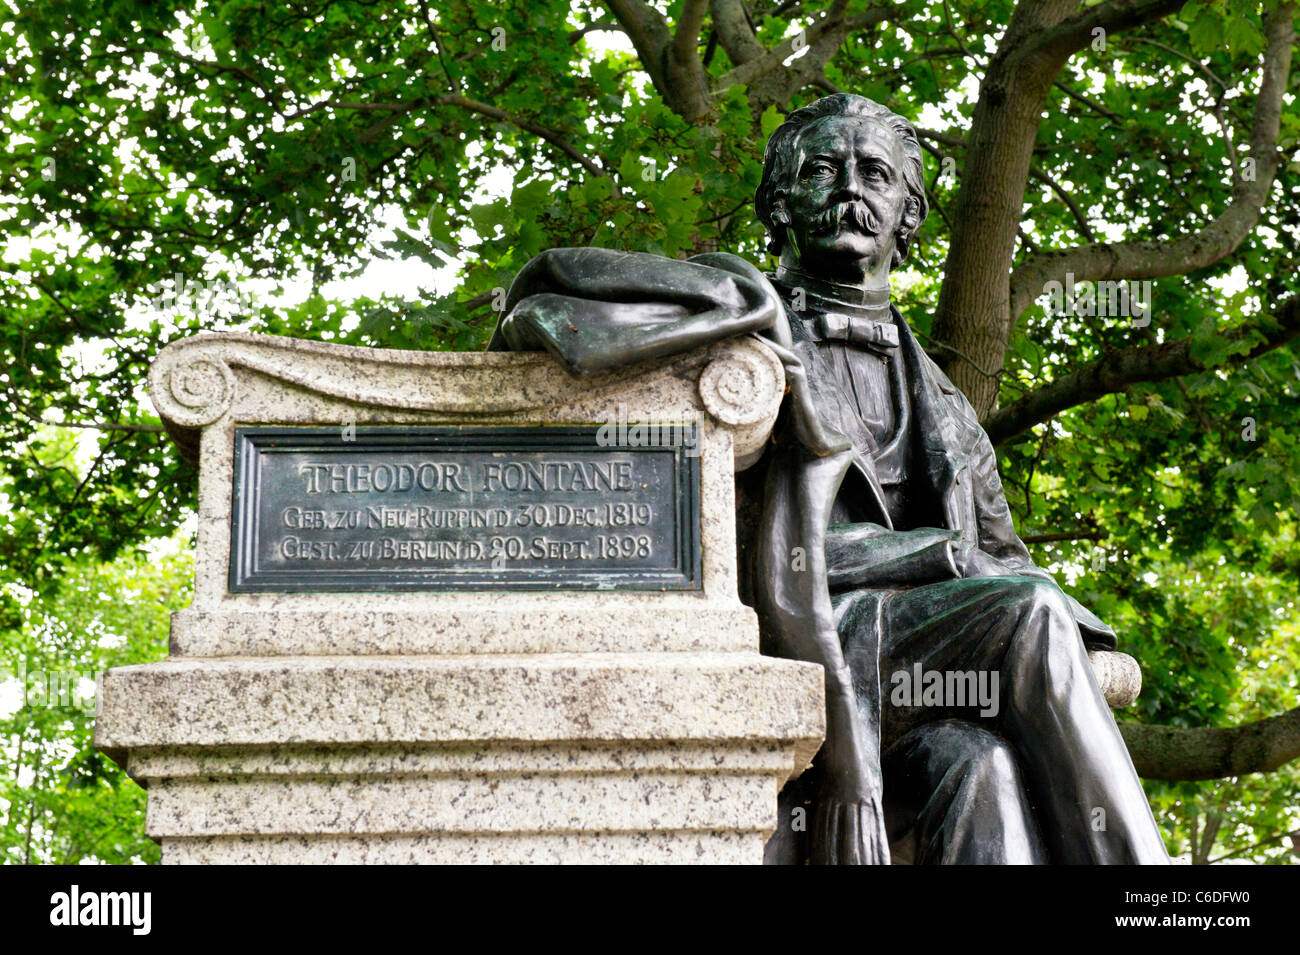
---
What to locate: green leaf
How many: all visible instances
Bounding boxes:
[1188,9,1224,53]
[760,105,785,138]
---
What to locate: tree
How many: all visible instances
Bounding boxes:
[2,0,1298,861]
[0,436,188,865]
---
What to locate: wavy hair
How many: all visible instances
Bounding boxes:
[755,94,929,266]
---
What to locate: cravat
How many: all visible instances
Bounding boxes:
[808,312,900,355]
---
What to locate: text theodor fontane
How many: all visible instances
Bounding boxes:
[270,453,664,566]
[296,458,636,495]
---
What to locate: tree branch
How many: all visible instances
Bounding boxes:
[434,94,606,178]
[1122,704,1300,781]
[931,0,1192,415]
[146,48,280,98]
[673,0,710,65]
[666,0,712,118]
[984,295,1300,445]
[1208,827,1299,864]
[340,92,607,178]
[1052,79,1123,124]
[417,0,461,94]
[917,127,966,149]
[711,2,892,97]
[140,44,607,179]
[1021,528,1108,544]
[1028,165,1094,241]
[39,420,166,433]
[709,0,765,67]
[1008,4,1295,323]
[604,0,712,119]
[568,21,625,45]
[1025,0,1189,62]
[604,0,675,92]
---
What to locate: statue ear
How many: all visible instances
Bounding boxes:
[899,195,921,234]
[893,195,921,266]
[767,194,792,255]
[771,194,791,227]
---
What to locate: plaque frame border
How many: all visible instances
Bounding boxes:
[228,425,702,593]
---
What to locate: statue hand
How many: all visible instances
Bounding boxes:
[810,790,890,865]
[953,540,1016,579]
[812,683,891,864]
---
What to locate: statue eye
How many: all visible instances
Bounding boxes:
[805,161,836,180]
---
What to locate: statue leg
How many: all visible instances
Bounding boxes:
[879,576,1170,864]
[883,720,1047,865]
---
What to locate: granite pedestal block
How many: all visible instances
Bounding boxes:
[95,332,826,864]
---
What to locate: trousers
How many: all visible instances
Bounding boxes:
[769,575,1171,864]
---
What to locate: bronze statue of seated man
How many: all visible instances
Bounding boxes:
[489,93,1170,865]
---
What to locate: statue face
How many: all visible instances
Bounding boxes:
[777,115,908,286]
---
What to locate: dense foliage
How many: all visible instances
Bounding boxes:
[1,0,1296,863]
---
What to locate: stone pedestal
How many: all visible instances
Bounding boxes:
[95,333,825,864]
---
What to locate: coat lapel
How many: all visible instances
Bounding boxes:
[893,308,979,541]
[779,300,984,540]
[782,303,895,529]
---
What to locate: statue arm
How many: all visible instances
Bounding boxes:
[826,523,972,588]
[890,358,1117,647]
[757,446,891,864]
[490,247,852,460]
[487,248,780,375]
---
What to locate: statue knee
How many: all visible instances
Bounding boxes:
[943,723,1019,786]
[895,720,1016,782]
[1004,579,1088,691]
[1003,578,1070,617]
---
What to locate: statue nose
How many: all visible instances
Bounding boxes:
[834,171,868,203]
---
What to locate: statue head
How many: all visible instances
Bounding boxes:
[756,94,928,288]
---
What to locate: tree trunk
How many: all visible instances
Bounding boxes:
[931,2,1080,417]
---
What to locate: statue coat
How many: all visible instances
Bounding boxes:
[489,246,1132,865]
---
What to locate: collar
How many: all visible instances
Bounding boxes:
[772,265,893,321]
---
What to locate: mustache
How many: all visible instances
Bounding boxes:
[811,200,882,236]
